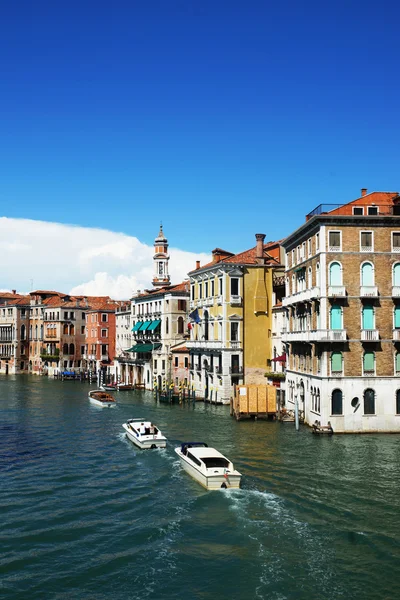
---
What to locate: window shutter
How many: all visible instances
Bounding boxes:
[363,352,374,371]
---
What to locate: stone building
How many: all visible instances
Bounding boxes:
[0,291,30,374]
[282,188,400,432]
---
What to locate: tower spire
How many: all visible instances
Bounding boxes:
[152,224,170,288]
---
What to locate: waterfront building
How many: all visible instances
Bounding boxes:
[187,235,284,404]
[83,298,121,377]
[0,291,30,374]
[114,302,132,383]
[282,188,400,432]
[119,226,190,390]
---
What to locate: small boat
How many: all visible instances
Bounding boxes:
[101,383,134,391]
[88,389,116,408]
[312,420,334,435]
[175,442,242,490]
[122,418,167,449]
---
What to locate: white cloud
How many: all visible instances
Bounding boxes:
[0,217,211,299]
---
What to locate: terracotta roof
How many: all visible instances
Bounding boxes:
[136,281,189,298]
[172,346,189,353]
[6,296,31,306]
[30,290,65,296]
[324,191,399,217]
[190,240,282,273]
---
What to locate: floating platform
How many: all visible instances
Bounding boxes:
[231,384,276,421]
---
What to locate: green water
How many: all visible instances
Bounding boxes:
[1,375,400,599]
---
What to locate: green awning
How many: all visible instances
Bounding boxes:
[147,319,161,331]
[139,321,151,332]
[132,321,143,332]
[128,343,162,353]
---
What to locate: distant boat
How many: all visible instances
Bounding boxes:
[100,383,134,391]
[175,442,242,490]
[122,419,167,449]
[88,389,116,408]
[312,420,334,435]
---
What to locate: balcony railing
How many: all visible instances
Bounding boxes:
[204,298,213,307]
[282,329,347,342]
[361,329,379,341]
[229,366,243,375]
[328,285,346,297]
[392,286,400,297]
[282,287,320,306]
[230,295,242,305]
[393,329,400,341]
[360,286,378,297]
[216,295,223,305]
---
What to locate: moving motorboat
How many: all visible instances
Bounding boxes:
[122,418,167,449]
[101,383,134,391]
[175,442,242,490]
[88,389,116,408]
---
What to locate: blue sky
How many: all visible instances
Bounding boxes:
[1,0,400,255]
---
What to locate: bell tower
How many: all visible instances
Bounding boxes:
[152,224,170,288]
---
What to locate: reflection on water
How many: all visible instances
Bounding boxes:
[1,375,400,600]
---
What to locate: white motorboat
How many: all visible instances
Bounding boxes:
[88,389,116,408]
[122,418,167,449]
[175,442,242,490]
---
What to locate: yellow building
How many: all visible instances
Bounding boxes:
[187,234,284,404]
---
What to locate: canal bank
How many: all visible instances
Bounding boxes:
[1,375,400,600]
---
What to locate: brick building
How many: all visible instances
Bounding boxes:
[282,188,400,432]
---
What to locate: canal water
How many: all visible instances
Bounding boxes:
[1,375,400,600]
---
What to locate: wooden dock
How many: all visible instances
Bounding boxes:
[231,384,276,421]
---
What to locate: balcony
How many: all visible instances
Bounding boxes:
[361,329,379,342]
[204,298,213,307]
[217,295,223,305]
[328,286,346,297]
[230,295,242,306]
[393,329,400,341]
[229,366,244,376]
[282,287,320,306]
[187,340,222,350]
[360,286,378,297]
[392,287,400,297]
[282,329,347,342]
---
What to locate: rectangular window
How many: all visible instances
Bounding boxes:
[191,285,195,300]
[308,238,312,256]
[392,232,400,251]
[178,300,187,311]
[101,329,108,338]
[364,390,375,414]
[219,278,223,295]
[360,231,373,251]
[101,344,108,355]
[184,357,188,368]
[211,280,215,296]
[102,314,108,322]
[82,312,85,319]
[353,206,363,215]
[331,352,342,373]
[205,282,208,298]
[316,233,320,250]
[154,360,157,370]
[230,278,239,296]
[395,354,400,373]
[81,345,85,355]
[368,206,378,215]
[162,360,165,371]
[328,230,341,250]
[64,311,68,319]
[81,326,85,334]
[231,322,239,341]
[174,356,178,367]
[199,283,202,299]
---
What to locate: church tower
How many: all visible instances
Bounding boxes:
[152,225,170,288]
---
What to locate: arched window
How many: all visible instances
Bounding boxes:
[63,324,69,334]
[331,389,343,415]
[70,324,75,335]
[69,344,75,355]
[21,324,26,340]
[330,305,342,330]
[329,262,342,286]
[166,318,169,335]
[396,390,400,415]
[393,263,400,287]
[331,352,343,374]
[40,325,43,340]
[362,305,374,330]
[292,274,296,295]
[361,262,374,286]
[364,388,375,415]
[29,324,32,338]
[363,351,375,375]
[316,263,320,287]
[63,343,69,354]
[286,277,290,296]
[35,324,38,339]
[316,389,320,413]
[311,387,315,411]
[177,317,184,334]
[308,267,312,289]
[204,311,209,341]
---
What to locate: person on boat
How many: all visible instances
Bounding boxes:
[149,424,155,434]
[139,423,145,434]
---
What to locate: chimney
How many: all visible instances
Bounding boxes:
[196,260,200,270]
[212,249,221,263]
[12,289,16,295]
[255,233,266,261]
[361,188,367,197]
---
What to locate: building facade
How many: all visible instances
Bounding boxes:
[187,235,284,404]
[282,189,400,432]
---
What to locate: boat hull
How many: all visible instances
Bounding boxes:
[89,397,115,408]
[123,424,166,449]
[175,449,241,490]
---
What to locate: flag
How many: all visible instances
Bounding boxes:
[189,308,201,324]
